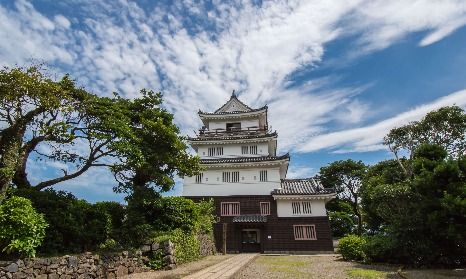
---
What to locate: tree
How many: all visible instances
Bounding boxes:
[319,159,367,234]
[1,66,200,199]
[360,144,466,265]
[0,66,79,199]
[384,106,466,176]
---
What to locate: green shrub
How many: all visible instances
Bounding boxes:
[14,189,113,255]
[338,234,366,261]
[154,228,200,267]
[0,196,48,257]
[363,234,397,263]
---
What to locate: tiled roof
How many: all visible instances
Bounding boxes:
[271,178,335,195]
[200,154,289,164]
[188,132,277,141]
[233,215,267,223]
[214,91,253,113]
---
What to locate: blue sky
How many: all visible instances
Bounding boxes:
[1,0,466,203]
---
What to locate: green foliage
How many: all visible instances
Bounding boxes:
[338,235,366,261]
[362,234,397,263]
[360,144,466,266]
[0,196,47,257]
[15,189,116,255]
[329,211,355,237]
[384,106,466,176]
[320,159,367,234]
[147,249,165,270]
[154,229,200,265]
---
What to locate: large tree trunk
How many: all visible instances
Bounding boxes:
[0,126,26,201]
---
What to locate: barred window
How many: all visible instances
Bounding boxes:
[223,171,239,183]
[195,173,203,184]
[260,170,268,182]
[293,225,317,240]
[208,147,223,156]
[292,201,301,215]
[241,146,249,154]
[260,202,270,215]
[292,201,312,215]
[250,145,258,154]
[231,171,239,182]
[222,172,230,182]
[302,201,312,214]
[221,202,240,216]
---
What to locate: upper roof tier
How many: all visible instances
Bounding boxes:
[198,91,267,118]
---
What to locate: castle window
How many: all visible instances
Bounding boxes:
[250,145,258,154]
[195,173,203,184]
[260,170,268,182]
[221,202,240,216]
[293,225,316,240]
[208,147,223,156]
[241,146,249,154]
[292,201,312,215]
[292,201,301,215]
[223,171,240,183]
[226,122,241,131]
[222,172,230,182]
[260,202,270,216]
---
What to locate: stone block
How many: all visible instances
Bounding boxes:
[36,275,48,279]
[115,266,128,277]
[162,255,175,265]
[48,274,59,279]
[6,263,18,273]
[140,245,151,252]
[68,257,78,268]
[150,243,159,251]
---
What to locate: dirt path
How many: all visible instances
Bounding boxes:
[233,254,466,279]
[123,254,233,279]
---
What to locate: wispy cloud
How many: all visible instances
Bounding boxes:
[1,0,466,199]
[298,89,466,153]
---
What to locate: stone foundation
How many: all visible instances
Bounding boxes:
[0,251,150,279]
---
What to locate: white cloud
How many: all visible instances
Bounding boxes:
[298,89,466,153]
[287,165,315,179]
[1,0,466,201]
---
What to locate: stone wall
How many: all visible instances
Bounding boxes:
[197,234,216,257]
[0,251,150,279]
[0,233,215,278]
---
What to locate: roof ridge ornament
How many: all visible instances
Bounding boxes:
[231,89,236,98]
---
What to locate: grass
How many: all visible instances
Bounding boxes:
[257,255,309,277]
[347,268,389,279]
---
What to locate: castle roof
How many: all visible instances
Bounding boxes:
[200,153,289,165]
[272,178,335,195]
[198,91,267,116]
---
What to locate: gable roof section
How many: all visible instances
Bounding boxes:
[214,91,252,113]
[272,178,335,195]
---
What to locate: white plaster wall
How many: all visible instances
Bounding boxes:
[197,142,270,158]
[208,119,260,130]
[276,200,327,217]
[183,167,281,196]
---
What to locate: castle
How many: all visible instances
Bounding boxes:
[183,92,336,253]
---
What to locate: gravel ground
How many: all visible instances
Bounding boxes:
[233,254,466,279]
[123,254,233,279]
